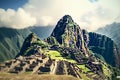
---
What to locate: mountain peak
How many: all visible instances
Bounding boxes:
[63,15,72,18]
[62,15,73,23]
[51,15,78,44]
[16,32,39,57]
[51,15,89,56]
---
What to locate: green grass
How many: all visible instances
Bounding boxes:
[24,71,32,74]
[102,64,111,77]
[77,64,91,73]
[45,50,64,60]
[45,50,76,63]
[0,72,79,80]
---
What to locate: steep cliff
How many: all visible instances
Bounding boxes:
[88,32,120,67]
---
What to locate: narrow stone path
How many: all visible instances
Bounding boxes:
[63,61,68,75]
[50,60,58,74]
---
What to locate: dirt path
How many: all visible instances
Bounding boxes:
[50,60,58,74]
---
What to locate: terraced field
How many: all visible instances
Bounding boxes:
[45,50,77,63]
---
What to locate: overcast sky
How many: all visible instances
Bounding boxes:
[0,0,120,31]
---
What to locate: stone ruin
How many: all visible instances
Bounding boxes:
[0,51,106,80]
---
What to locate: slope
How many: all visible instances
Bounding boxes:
[88,32,120,68]
[96,22,120,48]
[0,27,31,62]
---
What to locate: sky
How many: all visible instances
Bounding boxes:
[0,0,120,31]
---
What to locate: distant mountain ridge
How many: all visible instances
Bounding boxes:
[0,26,54,62]
[0,27,31,62]
[96,22,120,48]
[30,26,54,39]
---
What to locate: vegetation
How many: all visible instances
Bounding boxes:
[101,64,111,77]
[45,50,76,63]
[77,64,91,73]
[0,27,31,62]
[108,65,120,80]
[88,32,120,67]
[0,72,79,80]
[32,40,48,49]
[45,50,64,60]
[0,26,54,62]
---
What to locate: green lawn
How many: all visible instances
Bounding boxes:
[45,50,76,63]
[77,64,91,73]
[45,50,64,60]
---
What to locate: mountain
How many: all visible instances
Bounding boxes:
[96,22,120,48]
[11,15,116,80]
[51,15,89,56]
[16,33,48,57]
[0,15,120,80]
[88,32,120,68]
[30,26,54,39]
[0,27,31,62]
[0,26,54,63]
[50,15,120,67]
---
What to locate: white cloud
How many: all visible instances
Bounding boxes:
[23,0,120,31]
[0,8,36,29]
[0,0,120,31]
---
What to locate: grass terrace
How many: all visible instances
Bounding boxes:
[45,50,76,63]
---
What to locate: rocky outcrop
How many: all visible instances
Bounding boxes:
[51,15,89,56]
[82,29,89,46]
[16,33,48,57]
[16,33,38,57]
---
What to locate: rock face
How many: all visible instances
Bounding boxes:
[51,15,89,56]
[82,29,89,46]
[88,32,120,68]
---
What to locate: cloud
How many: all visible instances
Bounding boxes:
[79,6,115,31]
[89,0,99,3]
[0,0,120,31]
[23,0,120,31]
[0,8,36,29]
